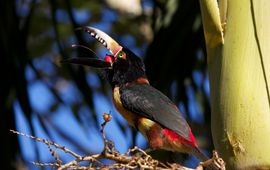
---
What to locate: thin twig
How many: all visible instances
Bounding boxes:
[10,130,82,159]
[10,113,225,170]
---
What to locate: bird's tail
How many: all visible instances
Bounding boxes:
[191,147,209,162]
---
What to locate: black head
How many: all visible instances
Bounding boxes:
[61,26,146,87]
[108,47,146,87]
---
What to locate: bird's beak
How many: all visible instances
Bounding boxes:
[61,57,111,69]
[79,26,123,57]
[61,26,123,69]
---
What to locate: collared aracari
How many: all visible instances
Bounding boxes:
[62,26,208,161]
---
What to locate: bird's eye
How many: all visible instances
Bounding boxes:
[117,51,126,60]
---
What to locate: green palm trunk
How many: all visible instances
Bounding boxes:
[200,0,270,169]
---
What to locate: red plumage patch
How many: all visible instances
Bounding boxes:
[162,128,197,147]
[104,54,114,63]
[125,77,149,86]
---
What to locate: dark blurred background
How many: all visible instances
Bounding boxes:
[0,0,212,169]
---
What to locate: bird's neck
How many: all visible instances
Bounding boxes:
[112,69,148,88]
[124,77,149,87]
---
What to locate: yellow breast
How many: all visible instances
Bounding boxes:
[112,87,137,127]
[137,117,156,138]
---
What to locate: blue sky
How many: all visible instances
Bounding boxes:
[13,1,210,168]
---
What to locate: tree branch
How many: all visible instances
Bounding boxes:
[10,113,225,170]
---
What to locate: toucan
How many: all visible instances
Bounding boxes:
[62,26,208,161]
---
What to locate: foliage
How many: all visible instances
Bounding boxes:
[0,0,210,169]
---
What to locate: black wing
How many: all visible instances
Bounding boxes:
[120,83,191,141]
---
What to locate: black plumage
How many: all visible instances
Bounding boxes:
[120,83,191,141]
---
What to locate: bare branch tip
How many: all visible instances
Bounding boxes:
[102,113,112,122]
